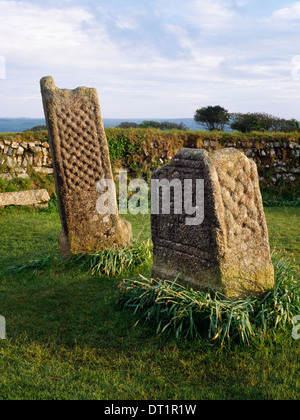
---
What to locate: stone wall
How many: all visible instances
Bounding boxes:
[0,138,53,180]
[186,138,300,184]
[0,135,299,186]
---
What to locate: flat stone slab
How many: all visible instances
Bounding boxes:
[0,189,50,208]
[151,148,274,299]
[40,76,131,258]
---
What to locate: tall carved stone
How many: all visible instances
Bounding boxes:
[40,76,131,258]
[151,148,274,299]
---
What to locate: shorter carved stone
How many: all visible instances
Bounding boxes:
[151,148,274,299]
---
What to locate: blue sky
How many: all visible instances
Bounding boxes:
[0,0,300,119]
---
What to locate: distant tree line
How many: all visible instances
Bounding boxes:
[230,113,300,133]
[194,106,300,133]
[26,125,47,132]
[26,121,188,133]
[117,120,188,131]
[27,108,299,134]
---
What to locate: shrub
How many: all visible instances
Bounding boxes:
[106,128,186,180]
[230,113,300,133]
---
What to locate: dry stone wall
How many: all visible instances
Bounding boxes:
[185,138,300,185]
[0,138,53,180]
[0,133,299,187]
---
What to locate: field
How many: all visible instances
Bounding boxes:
[0,206,299,400]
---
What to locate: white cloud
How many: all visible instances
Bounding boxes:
[0,1,228,92]
[271,1,300,20]
[0,0,116,67]
[0,0,299,119]
[156,0,238,34]
[188,0,237,31]
[115,15,139,30]
[192,0,235,18]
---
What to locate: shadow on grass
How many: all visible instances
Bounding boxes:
[0,259,161,352]
[0,248,299,400]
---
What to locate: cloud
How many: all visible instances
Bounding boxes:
[271,1,300,21]
[115,16,139,30]
[190,0,237,29]
[0,0,113,67]
[0,0,228,87]
[0,0,299,119]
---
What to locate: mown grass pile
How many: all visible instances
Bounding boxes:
[8,238,152,278]
[118,253,300,347]
[72,239,152,277]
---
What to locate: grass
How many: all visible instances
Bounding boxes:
[0,206,299,399]
[0,172,56,196]
[71,239,152,278]
[8,239,152,279]
[118,253,300,346]
[264,207,300,265]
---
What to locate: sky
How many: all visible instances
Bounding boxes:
[0,0,300,119]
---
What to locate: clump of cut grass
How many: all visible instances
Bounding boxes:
[70,239,152,277]
[8,239,152,278]
[118,255,300,346]
[256,252,300,332]
[263,197,300,207]
[9,255,54,274]
[118,276,258,346]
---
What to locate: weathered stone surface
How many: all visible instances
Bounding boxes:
[0,173,13,181]
[151,148,274,299]
[33,167,54,174]
[40,76,131,258]
[0,189,50,208]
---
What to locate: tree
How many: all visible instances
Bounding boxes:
[156,121,187,131]
[230,113,274,132]
[138,121,162,129]
[117,121,188,130]
[138,121,188,130]
[194,106,230,131]
[277,118,300,132]
[117,122,139,128]
[230,112,300,133]
[25,125,47,132]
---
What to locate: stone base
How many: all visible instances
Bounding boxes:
[58,231,72,261]
[58,218,132,260]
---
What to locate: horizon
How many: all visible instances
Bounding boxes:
[1,1,300,120]
[0,116,204,133]
[0,116,196,120]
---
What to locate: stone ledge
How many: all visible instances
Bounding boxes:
[0,189,50,208]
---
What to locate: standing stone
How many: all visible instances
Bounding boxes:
[151,148,274,299]
[40,76,131,258]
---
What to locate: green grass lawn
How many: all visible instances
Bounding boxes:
[0,207,299,400]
